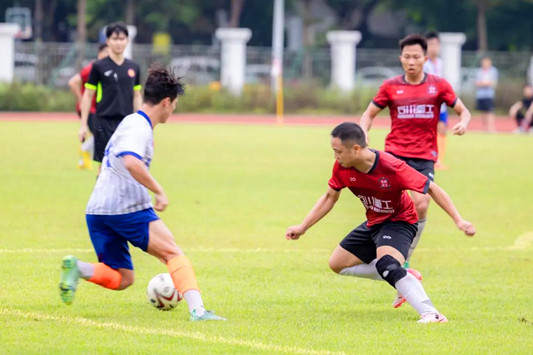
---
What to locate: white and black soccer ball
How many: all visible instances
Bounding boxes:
[146,273,183,310]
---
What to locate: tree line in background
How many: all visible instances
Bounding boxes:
[2,0,533,51]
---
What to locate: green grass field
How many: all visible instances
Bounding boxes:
[0,120,532,354]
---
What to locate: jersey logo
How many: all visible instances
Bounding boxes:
[397,104,434,119]
[396,90,404,95]
[104,70,113,77]
[113,73,118,82]
[128,68,136,78]
[378,177,391,189]
[357,195,394,213]
[427,85,437,95]
[349,177,356,182]
[382,235,392,239]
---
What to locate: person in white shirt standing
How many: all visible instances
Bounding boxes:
[423,31,449,170]
[475,56,499,132]
[59,64,225,321]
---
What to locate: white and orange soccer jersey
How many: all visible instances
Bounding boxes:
[86,111,154,215]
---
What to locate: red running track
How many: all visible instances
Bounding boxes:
[0,111,518,132]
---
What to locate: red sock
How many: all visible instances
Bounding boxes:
[87,263,122,290]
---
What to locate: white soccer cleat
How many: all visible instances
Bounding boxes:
[417,313,448,323]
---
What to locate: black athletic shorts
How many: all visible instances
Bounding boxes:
[339,220,418,264]
[93,116,123,162]
[476,98,494,112]
[389,153,435,181]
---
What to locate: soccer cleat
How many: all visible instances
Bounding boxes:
[393,268,423,308]
[190,309,226,321]
[77,149,92,170]
[417,313,448,323]
[59,255,80,305]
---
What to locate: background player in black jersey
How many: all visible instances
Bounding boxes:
[78,22,142,169]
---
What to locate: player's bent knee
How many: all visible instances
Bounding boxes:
[117,273,134,290]
[160,249,183,264]
[328,259,342,274]
[375,255,407,288]
[328,257,350,274]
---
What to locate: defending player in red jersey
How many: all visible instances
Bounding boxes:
[68,44,109,170]
[285,122,475,323]
[359,35,472,304]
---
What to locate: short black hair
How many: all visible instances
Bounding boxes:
[425,31,440,41]
[98,43,108,52]
[399,34,427,54]
[331,122,367,148]
[143,64,185,105]
[106,22,129,38]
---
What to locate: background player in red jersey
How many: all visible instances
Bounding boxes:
[68,44,109,170]
[359,35,472,302]
[285,122,475,323]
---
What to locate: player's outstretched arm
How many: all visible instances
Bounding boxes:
[123,155,168,212]
[79,89,95,142]
[427,181,476,237]
[451,98,471,136]
[286,187,341,240]
[68,74,83,103]
[359,102,382,142]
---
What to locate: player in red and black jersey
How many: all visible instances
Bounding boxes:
[285,122,475,323]
[359,34,472,279]
[68,44,109,170]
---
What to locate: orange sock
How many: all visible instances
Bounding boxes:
[88,263,122,290]
[437,133,446,163]
[167,255,200,295]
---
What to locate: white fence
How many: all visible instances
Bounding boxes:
[13,41,532,92]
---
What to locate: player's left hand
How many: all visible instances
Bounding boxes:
[451,121,467,136]
[154,191,168,212]
[456,219,476,237]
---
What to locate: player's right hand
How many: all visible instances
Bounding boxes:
[78,125,88,143]
[456,219,476,237]
[154,191,168,212]
[285,225,306,240]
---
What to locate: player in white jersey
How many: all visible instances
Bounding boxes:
[423,31,449,171]
[59,65,225,321]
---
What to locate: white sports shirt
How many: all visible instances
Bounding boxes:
[86,111,154,215]
[424,57,443,77]
[424,58,448,112]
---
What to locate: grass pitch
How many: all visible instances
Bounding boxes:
[0,119,532,354]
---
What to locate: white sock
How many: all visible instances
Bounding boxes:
[339,259,383,280]
[76,260,94,280]
[406,218,426,264]
[395,272,438,316]
[184,289,205,315]
[81,135,94,155]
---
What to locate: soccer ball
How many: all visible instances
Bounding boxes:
[146,273,183,310]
